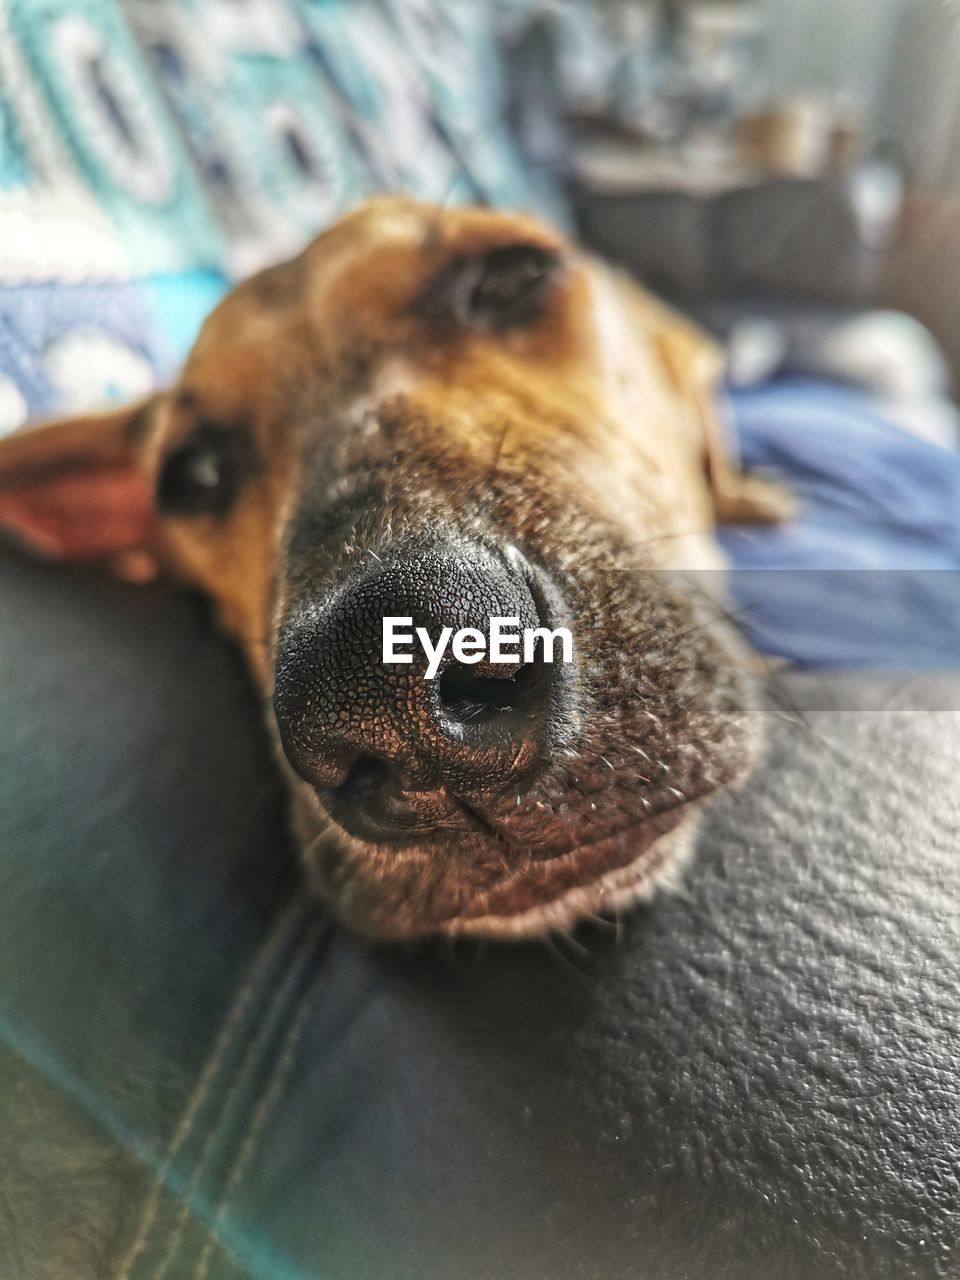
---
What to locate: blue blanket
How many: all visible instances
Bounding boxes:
[722,379,960,669]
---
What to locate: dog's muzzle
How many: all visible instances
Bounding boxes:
[273,538,574,845]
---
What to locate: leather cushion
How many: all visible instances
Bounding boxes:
[0,550,958,1279]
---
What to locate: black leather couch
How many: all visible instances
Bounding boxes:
[2,548,959,1280]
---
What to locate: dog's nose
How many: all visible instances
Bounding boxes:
[274,541,567,837]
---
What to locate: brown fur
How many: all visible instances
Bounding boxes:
[0,198,789,939]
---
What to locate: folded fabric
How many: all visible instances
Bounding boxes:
[722,378,960,668]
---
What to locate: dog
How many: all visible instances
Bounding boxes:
[0,197,789,940]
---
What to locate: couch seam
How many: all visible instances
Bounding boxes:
[146,905,324,1280]
[112,895,310,1280]
[192,947,331,1280]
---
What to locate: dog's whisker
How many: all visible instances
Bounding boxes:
[580,909,619,935]
[540,934,593,980]
[485,423,513,489]
[554,928,594,963]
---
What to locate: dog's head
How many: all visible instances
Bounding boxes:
[0,198,786,939]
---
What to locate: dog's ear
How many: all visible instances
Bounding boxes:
[0,397,163,582]
[653,313,794,525]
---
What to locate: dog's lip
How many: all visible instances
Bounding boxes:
[438,812,696,938]
[328,769,707,866]
[316,786,704,940]
[444,794,697,923]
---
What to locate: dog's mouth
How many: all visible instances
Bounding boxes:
[323,742,708,855]
[298,775,711,939]
[291,683,753,940]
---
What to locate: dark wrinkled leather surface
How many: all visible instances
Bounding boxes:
[1,549,960,1280]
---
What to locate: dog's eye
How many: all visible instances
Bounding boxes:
[422,244,561,332]
[157,424,248,515]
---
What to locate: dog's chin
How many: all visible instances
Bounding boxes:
[299,802,704,941]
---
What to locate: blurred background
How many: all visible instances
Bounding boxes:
[500,0,960,404]
[8,0,960,671]
[6,0,960,670]
[3,0,960,419]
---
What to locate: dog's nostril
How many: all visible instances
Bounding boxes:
[339,753,393,805]
[331,752,427,843]
[438,661,542,725]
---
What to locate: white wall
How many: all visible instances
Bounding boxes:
[884,0,960,188]
[756,0,904,121]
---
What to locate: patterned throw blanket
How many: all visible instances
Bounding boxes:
[0,0,561,429]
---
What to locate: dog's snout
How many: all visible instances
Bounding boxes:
[274,540,568,839]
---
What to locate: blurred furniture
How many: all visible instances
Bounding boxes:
[572,160,902,306]
[0,0,563,433]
